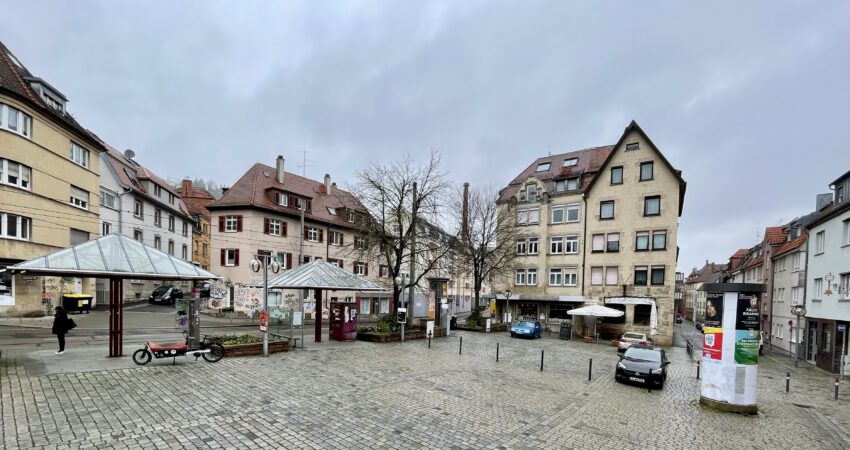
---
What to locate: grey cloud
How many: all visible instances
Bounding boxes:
[2,0,848,273]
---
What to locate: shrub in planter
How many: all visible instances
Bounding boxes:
[465,306,485,327]
[208,333,263,345]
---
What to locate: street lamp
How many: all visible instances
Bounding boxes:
[394,274,409,343]
[503,289,512,326]
[791,304,807,367]
[251,254,280,356]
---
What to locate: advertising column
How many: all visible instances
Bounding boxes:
[699,283,765,414]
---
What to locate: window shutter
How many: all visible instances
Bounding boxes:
[304,227,309,239]
[236,216,243,232]
[318,229,324,243]
[264,218,270,234]
[234,249,240,266]
[290,195,297,207]
[281,221,287,236]
[218,216,224,231]
[273,191,280,204]
[339,260,344,269]
[364,264,369,276]
[340,234,344,245]
[286,253,292,269]
[220,249,225,266]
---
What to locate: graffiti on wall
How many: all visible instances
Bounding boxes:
[233,284,262,317]
[207,280,229,309]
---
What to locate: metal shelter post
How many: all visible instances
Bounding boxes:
[108,278,124,357]
[315,289,323,343]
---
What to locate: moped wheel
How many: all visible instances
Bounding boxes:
[202,343,224,363]
[132,349,152,366]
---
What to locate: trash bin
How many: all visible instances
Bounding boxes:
[62,294,93,314]
[559,323,572,340]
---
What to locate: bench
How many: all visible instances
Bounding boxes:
[268,333,299,348]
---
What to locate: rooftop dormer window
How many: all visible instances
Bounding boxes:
[563,158,578,167]
[25,78,67,114]
[536,162,551,172]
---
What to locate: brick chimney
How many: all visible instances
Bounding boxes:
[324,174,331,195]
[181,179,192,196]
[461,182,469,241]
[276,155,285,184]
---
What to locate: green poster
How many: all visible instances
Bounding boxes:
[734,330,760,365]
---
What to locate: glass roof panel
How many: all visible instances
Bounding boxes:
[170,258,199,276]
[47,248,78,269]
[74,240,106,271]
[99,235,133,272]
[120,238,156,273]
[16,257,46,269]
[148,248,177,274]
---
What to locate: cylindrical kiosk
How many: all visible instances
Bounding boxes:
[698,283,766,414]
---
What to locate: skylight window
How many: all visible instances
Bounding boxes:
[536,162,551,172]
[563,158,578,167]
[327,207,337,215]
[7,52,22,68]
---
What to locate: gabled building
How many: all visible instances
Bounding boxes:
[684,261,725,322]
[805,170,850,374]
[176,179,215,270]
[207,156,391,318]
[496,121,686,345]
[0,41,106,316]
[98,146,195,302]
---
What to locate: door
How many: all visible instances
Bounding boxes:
[807,322,818,363]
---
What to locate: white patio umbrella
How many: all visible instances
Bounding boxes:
[567,303,626,317]
[568,303,625,340]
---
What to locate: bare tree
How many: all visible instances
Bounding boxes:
[346,151,454,309]
[452,183,519,311]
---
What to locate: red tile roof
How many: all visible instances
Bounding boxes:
[103,144,192,218]
[738,255,763,272]
[765,226,786,246]
[208,163,365,229]
[177,183,214,220]
[772,233,807,259]
[497,146,614,202]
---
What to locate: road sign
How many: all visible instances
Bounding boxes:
[839,324,847,333]
[397,308,407,323]
[259,311,269,332]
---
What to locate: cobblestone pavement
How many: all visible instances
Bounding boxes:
[2,331,849,449]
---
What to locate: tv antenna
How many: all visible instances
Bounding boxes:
[297,149,314,178]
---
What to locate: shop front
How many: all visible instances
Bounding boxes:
[487,294,586,330]
[807,318,849,374]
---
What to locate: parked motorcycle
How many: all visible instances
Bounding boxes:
[132,331,224,365]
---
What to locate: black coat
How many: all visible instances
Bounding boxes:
[52,312,72,335]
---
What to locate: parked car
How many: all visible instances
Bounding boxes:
[615,346,669,389]
[617,332,654,353]
[510,320,542,339]
[148,285,183,305]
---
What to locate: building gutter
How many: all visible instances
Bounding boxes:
[581,192,587,297]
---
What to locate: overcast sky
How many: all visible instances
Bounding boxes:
[2,1,849,274]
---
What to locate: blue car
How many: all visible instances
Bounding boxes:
[511,320,543,339]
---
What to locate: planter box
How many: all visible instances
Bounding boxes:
[453,323,508,333]
[357,327,446,343]
[223,339,289,357]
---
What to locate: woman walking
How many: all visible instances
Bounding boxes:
[52,306,73,355]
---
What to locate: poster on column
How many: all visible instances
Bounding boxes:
[734,293,761,365]
[703,292,724,360]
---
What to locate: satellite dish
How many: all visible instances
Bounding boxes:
[124,149,136,160]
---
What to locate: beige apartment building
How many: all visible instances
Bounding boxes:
[0,41,106,316]
[496,121,685,345]
[177,179,214,271]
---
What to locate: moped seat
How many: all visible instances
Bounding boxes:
[147,341,187,352]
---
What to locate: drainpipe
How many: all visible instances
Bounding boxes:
[801,234,810,364]
[581,193,587,297]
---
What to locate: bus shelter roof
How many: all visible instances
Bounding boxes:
[5,233,220,280]
[250,259,389,291]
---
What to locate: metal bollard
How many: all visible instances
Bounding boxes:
[540,350,544,372]
[428,332,432,349]
[786,372,790,393]
[459,336,463,355]
[696,360,701,380]
[496,343,499,362]
[588,358,592,382]
[836,378,840,400]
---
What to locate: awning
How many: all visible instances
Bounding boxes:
[605,296,658,335]
[249,259,389,291]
